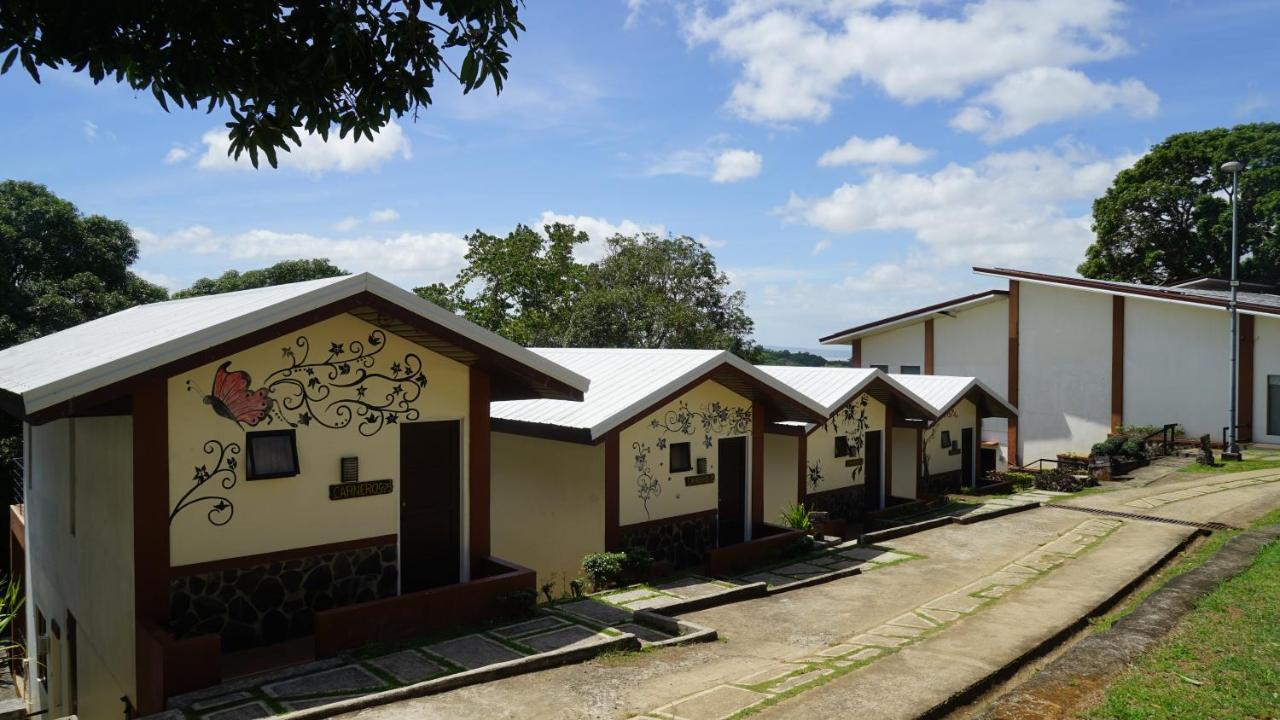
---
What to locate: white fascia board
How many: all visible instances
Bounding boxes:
[821,294,1005,345]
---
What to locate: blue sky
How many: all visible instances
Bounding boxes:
[2,0,1277,352]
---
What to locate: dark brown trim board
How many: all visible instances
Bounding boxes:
[1007,280,1020,466]
[883,405,894,509]
[618,508,718,534]
[819,289,1009,344]
[924,319,935,375]
[169,535,398,578]
[1111,296,1125,433]
[915,425,923,485]
[1240,314,1255,441]
[469,367,492,560]
[751,401,765,532]
[132,380,169,715]
[490,418,593,445]
[851,338,862,368]
[604,431,620,551]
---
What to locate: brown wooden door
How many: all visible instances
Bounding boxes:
[863,430,882,511]
[400,421,461,593]
[717,436,747,546]
[961,427,975,490]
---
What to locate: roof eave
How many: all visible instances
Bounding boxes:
[818,290,1009,345]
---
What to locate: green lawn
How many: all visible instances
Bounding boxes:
[1182,449,1280,474]
[1083,509,1280,719]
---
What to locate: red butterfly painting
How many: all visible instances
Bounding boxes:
[204,362,273,427]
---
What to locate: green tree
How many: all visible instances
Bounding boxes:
[174,259,348,298]
[1080,123,1280,285]
[755,347,845,367]
[414,223,588,346]
[566,234,756,356]
[0,1,523,167]
[0,180,167,476]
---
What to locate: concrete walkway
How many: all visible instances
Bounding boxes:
[337,468,1280,720]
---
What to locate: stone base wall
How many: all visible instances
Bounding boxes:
[806,484,865,521]
[619,513,716,569]
[169,542,398,652]
[919,470,963,497]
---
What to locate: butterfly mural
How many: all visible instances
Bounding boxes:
[202,361,274,427]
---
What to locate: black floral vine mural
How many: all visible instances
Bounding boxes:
[650,400,752,450]
[633,441,660,518]
[187,329,428,437]
[822,394,871,486]
[170,440,240,527]
[808,459,824,489]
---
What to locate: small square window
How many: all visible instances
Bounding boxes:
[246,430,300,480]
[670,442,692,473]
[834,435,850,457]
[940,430,952,448]
[900,365,921,375]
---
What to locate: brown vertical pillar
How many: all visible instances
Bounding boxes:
[883,405,894,510]
[1007,281,1020,466]
[915,427,923,497]
[468,367,491,559]
[851,339,862,368]
[604,431,620,551]
[1240,314,1255,441]
[132,379,169,714]
[751,401,765,533]
[924,319,935,375]
[797,432,808,504]
[1110,296,1125,433]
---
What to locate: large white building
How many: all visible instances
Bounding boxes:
[821,268,1280,464]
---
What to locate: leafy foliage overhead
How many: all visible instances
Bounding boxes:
[415,225,759,357]
[0,0,524,167]
[174,259,349,298]
[1080,123,1280,286]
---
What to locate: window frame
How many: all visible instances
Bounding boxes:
[245,429,301,480]
[899,365,921,375]
[669,441,693,473]
[834,435,851,458]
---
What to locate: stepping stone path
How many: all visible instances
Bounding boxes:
[643,517,1123,719]
[1124,473,1280,510]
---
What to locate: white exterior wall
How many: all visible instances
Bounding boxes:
[1123,296,1231,440]
[1254,316,1280,444]
[923,400,976,477]
[934,300,1009,448]
[890,427,918,499]
[862,323,924,373]
[1019,282,1113,460]
[27,417,136,719]
[762,433,799,526]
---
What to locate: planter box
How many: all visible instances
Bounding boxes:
[703,524,805,577]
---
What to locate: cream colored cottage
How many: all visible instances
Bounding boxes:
[489,348,826,587]
[0,274,588,718]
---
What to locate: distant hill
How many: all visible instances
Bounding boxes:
[756,347,849,367]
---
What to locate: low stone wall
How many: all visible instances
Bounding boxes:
[619,512,717,568]
[169,541,398,652]
[805,484,865,522]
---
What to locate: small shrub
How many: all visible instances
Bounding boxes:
[581,551,626,591]
[568,578,585,598]
[783,534,815,558]
[779,502,813,531]
[540,579,556,604]
[985,470,1036,490]
[497,588,537,618]
[1033,468,1089,493]
[1091,435,1145,463]
[622,547,653,578]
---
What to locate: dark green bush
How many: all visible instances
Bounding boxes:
[783,534,815,558]
[1091,435,1145,462]
[496,588,537,618]
[581,551,626,591]
[622,547,653,577]
[1033,468,1089,492]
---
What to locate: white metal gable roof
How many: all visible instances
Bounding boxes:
[491,348,827,441]
[888,373,1017,418]
[756,365,878,414]
[0,273,590,415]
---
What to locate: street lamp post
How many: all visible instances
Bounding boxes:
[1222,160,1244,461]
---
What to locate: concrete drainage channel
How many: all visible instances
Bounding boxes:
[1043,502,1240,531]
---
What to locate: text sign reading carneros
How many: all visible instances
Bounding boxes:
[329,479,393,501]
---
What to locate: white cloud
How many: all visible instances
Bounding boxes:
[711,149,763,183]
[133,225,218,254]
[953,67,1159,141]
[334,216,361,232]
[811,239,832,255]
[682,0,1133,124]
[536,211,666,263]
[164,146,191,165]
[133,269,182,291]
[783,141,1140,268]
[83,121,98,139]
[818,135,932,166]
[369,208,400,223]
[699,234,729,249]
[197,122,412,173]
[624,0,646,28]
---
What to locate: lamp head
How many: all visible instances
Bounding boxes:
[1221,160,1243,174]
